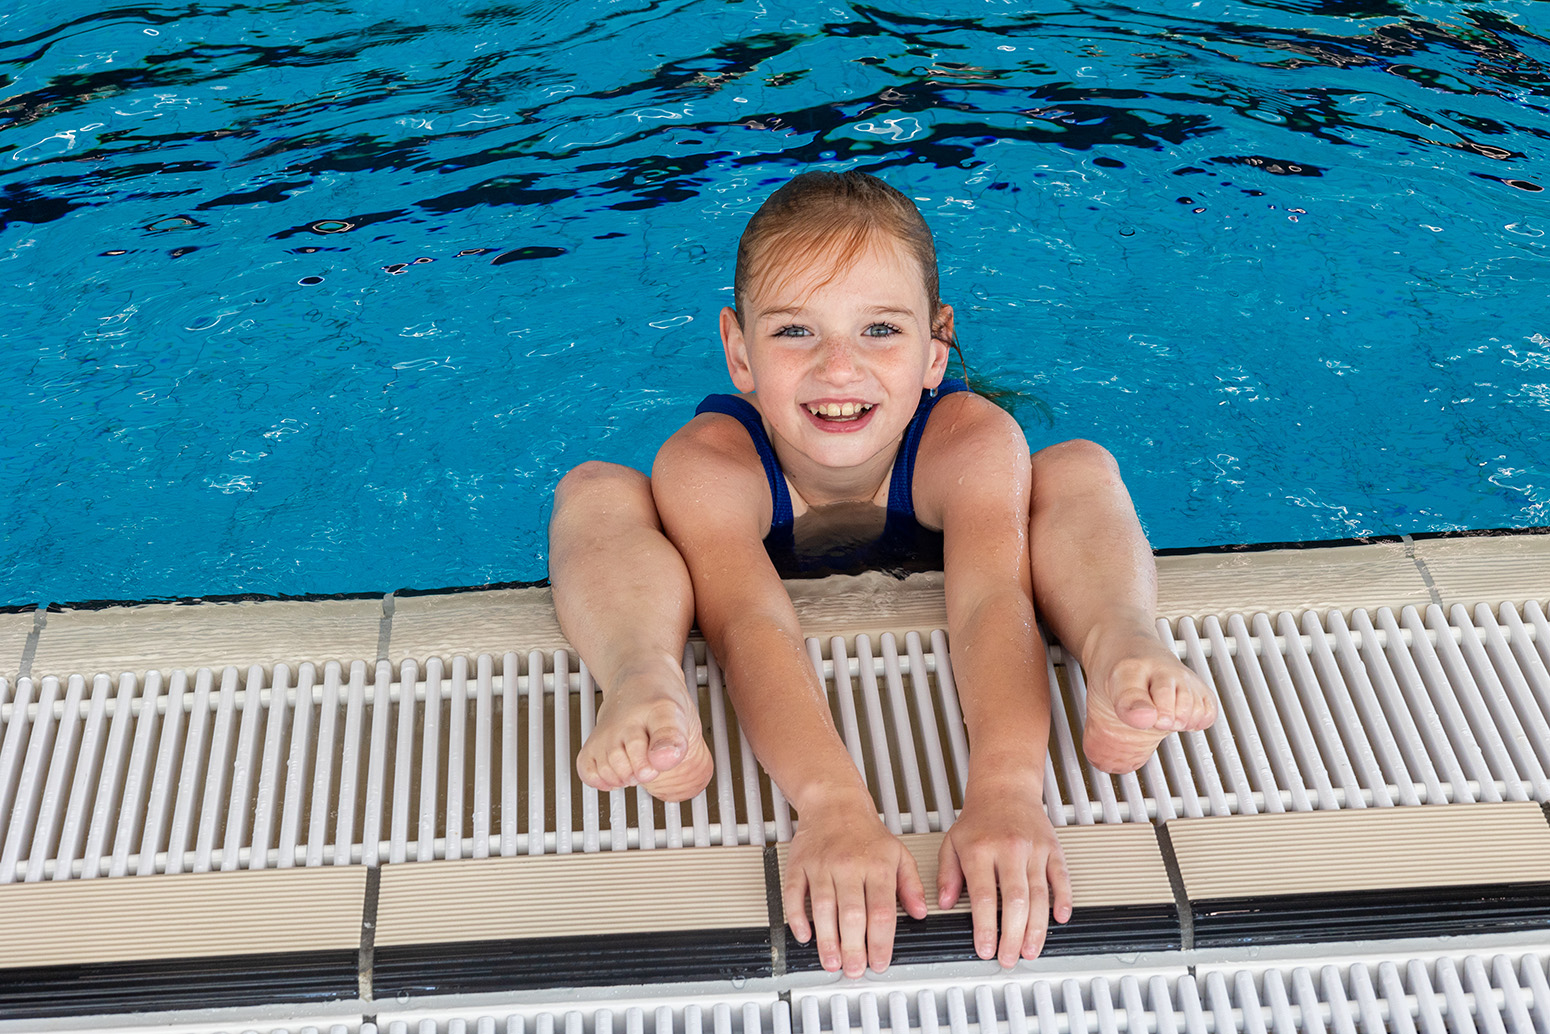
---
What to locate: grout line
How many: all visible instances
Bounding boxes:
[1153,822,1193,952]
[359,865,380,1003]
[377,593,395,663]
[764,844,787,977]
[1401,534,1445,608]
[16,605,46,680]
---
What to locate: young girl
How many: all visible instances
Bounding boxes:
[548,171,1215,977]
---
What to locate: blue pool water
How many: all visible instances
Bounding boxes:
[1,1,1546,606]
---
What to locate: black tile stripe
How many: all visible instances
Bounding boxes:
[782,905,1181,971]
[0,951,358,1020]
[1190,883,1550,949]
[372,928,773,997]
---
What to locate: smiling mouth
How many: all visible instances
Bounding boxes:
[804,402,873,422]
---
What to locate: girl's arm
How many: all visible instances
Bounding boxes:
[651,417,928,978]
[913,393,1074,967]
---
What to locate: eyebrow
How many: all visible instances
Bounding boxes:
[756,305,919,321]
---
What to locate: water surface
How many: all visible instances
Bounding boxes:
[1,0,1546,604]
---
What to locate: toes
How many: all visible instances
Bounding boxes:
[642,736,714,802]
[1110,667,1161,730]
[644,716,689,774]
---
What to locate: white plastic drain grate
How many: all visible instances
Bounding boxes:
[43,950,1550,1034]
[1,601,1547,881]
[790,951,1550,1034]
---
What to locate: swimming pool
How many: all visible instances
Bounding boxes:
[1,0,1545,606]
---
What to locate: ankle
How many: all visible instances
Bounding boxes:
[604,650,692,704]
[1079,609,1159,670]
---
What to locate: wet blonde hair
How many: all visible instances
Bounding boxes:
[732,170,943,331]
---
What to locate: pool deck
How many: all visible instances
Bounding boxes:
[4,530,1549,682]
[3,529,1550,1034]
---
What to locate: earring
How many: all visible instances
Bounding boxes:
[929,386,938,398]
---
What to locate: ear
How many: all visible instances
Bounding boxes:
[926,304,955,388]
[720,306,757,393]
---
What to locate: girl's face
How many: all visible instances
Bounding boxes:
[720,234,953,479]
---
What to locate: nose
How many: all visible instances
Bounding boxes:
[816,335,861,383]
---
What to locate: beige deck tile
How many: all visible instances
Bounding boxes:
[0,609,37,681]
[375,846,768,945]
[1413,533,1550,610]
[1167,802,1550,900]
[0,865,366,967]
[1154,541,1433,622]
[29,597,383,680]
[389,586,570,664]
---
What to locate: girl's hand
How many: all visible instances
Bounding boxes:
[782,793,929,977]
[937,787,1072,967]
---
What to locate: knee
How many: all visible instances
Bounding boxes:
[555,460,650,509]
[1031,439,1120,483]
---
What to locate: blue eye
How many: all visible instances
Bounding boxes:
[773,325,810,338]
[863,323,900,338]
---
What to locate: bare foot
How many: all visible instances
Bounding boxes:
[1079,619,1217,774]
[577,654,714,802]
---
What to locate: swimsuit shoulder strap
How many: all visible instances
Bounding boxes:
[887,378,970,520]
[694,394,795,532]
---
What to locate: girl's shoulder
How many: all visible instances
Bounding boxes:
[913,389,1032,526]
[653,395,769,492]
[652,399,776,545]
[926,387,1027,448]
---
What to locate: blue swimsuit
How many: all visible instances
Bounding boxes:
[694,379,969,578]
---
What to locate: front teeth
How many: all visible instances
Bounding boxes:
[807,402,871,418]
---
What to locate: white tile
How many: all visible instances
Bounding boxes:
[0,609,37,680]
[29,597,383,679]
[388,587,571,664]
[1155,541,1433,621]
[1413,533,1550,609]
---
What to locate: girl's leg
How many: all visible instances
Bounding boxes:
[1028,441,1216,774]
[549,461,713,801]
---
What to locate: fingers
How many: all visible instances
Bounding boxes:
[837,873,871,977]
[998,873,1032,967]
[865,868,897,975]
[785,839,924,977]
[1048,848,1074,926]
[790,872,887,977]
[782,869,812,946]
[961,850,1000,962]
[948,828,1071,967]
[937,838,965,911]
[898,847,929,920]
[812,879,846,975]
[965,848,1038,968]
